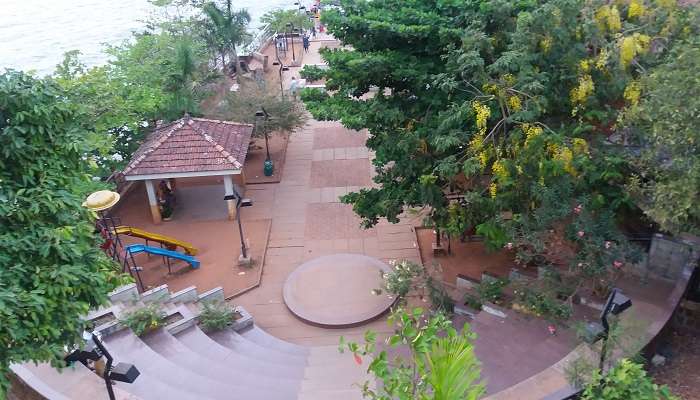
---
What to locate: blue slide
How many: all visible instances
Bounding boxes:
[125,244,200,269]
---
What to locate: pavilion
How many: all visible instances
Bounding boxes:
[122,116,253,224]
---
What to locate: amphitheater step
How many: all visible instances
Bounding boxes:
[11,362,139,400]
[300,346,373,392]
[141,328,302,397]
[104,329,292,400]
[237,325,310,356]
[176,325,306,376]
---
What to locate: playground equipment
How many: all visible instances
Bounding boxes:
[122,244,201,291]
[83,191,124,263]
[114,226,198,256]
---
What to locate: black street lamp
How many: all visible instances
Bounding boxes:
[224,188,253,263]
[286,22,296,62]
[256,109,273,176]
[278,64,289,98]
[65,332,140,400]
[584,288,632,372]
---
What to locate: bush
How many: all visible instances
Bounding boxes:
[476,278,508,304]
[198,301,237,333]
[581,359,678,400]
[299,65,326,82]
[120,304,166,336]
[513,286,572,321]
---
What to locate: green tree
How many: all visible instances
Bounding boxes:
[54,31,209,173]
[624,37,700,235]
[0,71,122,393]
[581,359,678,400]
[260,8,313,40]
[201,0,252,80]
[341,308,484,400]
[304,0,697,301]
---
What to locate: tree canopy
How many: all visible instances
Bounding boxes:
[303,0,699,297]
[0,71,122,392]
[260,8,314,40]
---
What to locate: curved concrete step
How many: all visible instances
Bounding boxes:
[12,362,139,400]
[298,388,365,400]
[104,329,288,400]
[140,329,301,398]
[237,326,309,356]
[201,326,307,370]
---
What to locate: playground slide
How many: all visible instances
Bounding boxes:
[125,244,200,269]
[115,226,198,256]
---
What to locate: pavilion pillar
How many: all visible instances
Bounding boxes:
[144,179,162,224]
[223,175,237,220]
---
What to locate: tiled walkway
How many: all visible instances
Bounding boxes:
[236,119,421,346]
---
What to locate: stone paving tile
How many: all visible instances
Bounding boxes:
[310,159,372,188]
[312,126,367,149]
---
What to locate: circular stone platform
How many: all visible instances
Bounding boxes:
[283,253,395,328]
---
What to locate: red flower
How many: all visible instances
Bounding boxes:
[353,353,363,365]
[577,231,585,238]
[613,260,623,268]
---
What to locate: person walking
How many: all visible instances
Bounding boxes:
[289,77,299,100]
[303,35,310,53]
[311,25,316,38]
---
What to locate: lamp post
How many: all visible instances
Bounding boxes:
[286,22,296,62]
[597,288,632,371]
[224,188,253,265]
[278,64,289,98]
[257,109,273,176]
[65,331,140,400]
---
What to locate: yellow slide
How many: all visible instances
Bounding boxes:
[114,226,198,256]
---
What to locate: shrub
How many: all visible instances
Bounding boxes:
[513,286,572,321]
[198,301,237,333]
[476,278,508,304]
[299,65,326,82]
[581,359,678,400]
[120,304,166,336]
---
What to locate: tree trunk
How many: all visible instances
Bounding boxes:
[232,45,240,84]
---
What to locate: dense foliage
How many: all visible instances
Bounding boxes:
[120,304,166,336]
[198,301,237,332]
[303,0,699,300]
[581,359,678,399]
[0,71,122,392]
[260,9,314,40]
[624,37,700,235]
[341,308,484,400]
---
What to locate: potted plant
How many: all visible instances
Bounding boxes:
[197,301,243,333]
[120,304,166,336]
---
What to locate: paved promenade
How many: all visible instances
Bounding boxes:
[237,119,422,346]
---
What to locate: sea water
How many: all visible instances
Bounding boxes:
[0,0,294,75]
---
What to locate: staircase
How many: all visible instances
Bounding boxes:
[11,284,372,400]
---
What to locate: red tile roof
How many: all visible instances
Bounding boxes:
[123,117,253,177]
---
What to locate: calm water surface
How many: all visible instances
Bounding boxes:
[0,0,293,75]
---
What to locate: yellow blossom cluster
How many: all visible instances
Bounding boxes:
[473,101,491,135]
[492,160,508,180]
[523,124,543,147]
[620,33,651,68]
[572,138,590,155]
[555,147,576,175]
[547,142,560,156]
[502,74,516,86]
[482,83,498,95]
[579,59,591,73]
[540,36,553,53]
[508,95,522,111]
[628,0,647,19]
[570,74,595,105]
[489,183,498,198]
[479,152,489,169]
[623,80,642,105]
[595,49,609,70]
[595,5,622,32]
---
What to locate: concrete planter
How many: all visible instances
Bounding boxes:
[231,306,254,332]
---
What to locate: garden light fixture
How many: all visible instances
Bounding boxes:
[224,188,253,264]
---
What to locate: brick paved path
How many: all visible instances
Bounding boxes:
[236,119,422,346]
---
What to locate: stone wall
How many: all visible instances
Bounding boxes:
[643,234,699,281]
